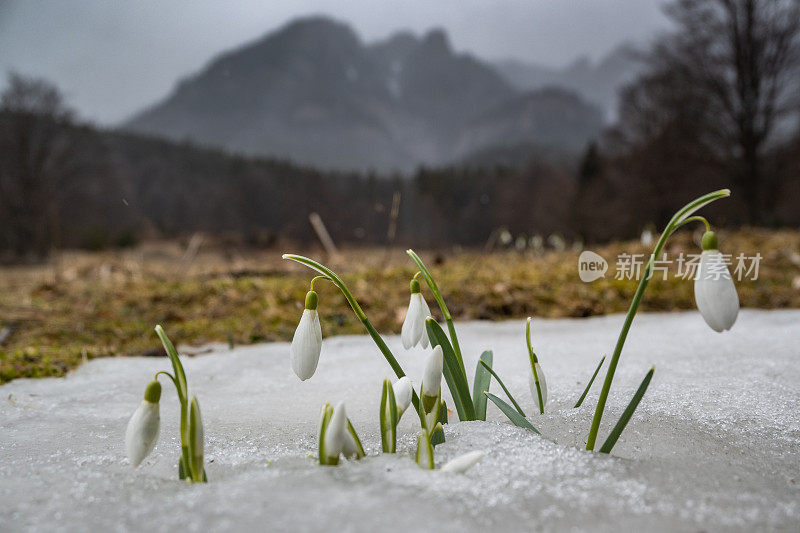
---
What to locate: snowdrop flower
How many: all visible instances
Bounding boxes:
[421,345,443,404]
[525,317,547,413]
[694,231,739,332]
[323,402,357,464]
[188,396,205,482]
[528,363,547,412]
[420,345,443,429]
[291,290,323,380]
[125,380,161,467]
[415,430,434,469]
[440,451,484,473]
[401,279,431,349]
[392,376,413,418]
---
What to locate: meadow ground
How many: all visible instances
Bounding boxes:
[1,228,798,383]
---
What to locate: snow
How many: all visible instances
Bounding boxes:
[1,310,799,532]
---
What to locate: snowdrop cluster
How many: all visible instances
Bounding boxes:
[121,190,740,487]
[316,345,480,472]
[283,189,739,462]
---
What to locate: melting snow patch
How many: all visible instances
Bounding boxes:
[1,310,798,531]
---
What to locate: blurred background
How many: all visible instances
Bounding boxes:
[1,0,799,381]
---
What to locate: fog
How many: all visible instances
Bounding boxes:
[0,0,668,124]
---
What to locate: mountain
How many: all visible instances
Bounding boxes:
[493,44,642,122]
[124,16,603,172]
[455,88,603,156]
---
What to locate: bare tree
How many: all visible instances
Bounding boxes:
[619,0,800,223]
[0,73,74,258]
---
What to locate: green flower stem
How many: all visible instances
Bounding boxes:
[310,275,332,290]
[282,254,424,425]
[153,369,189,472]
[406,249,466,377]
[675,215,710,232]
[585,189,730,451]
[526,318,544,415]
[154,325,195,480]
[154,370,178,391]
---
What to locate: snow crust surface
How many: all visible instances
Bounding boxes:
[1,310,799,532]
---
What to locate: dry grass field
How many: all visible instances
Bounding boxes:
[1,228,799,383]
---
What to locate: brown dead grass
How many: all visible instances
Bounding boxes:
[1,228,798,383]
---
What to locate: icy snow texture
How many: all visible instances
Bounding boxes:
[1,310,799,532]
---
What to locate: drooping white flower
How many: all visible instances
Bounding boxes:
[291,291,323,380]
[125,380,161,467]
[528,362,547,412]
[440,451,484,473]
[421,345,443,400]
[392,376,414,418]
[694,232,739,333]
[401,280,432,349]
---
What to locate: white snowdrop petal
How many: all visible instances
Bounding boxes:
[694,250,739,332]
[409,294,427,347]
[419,296,432,348]
[125,400,160,467]
[401,295,421,349]
[313,310,322,344]
[291,309,323,380]
[324,402,347,461]
[528,363,547,410]
[440,451,484,473]
[537,363,547,407]
[341,429,358,459]
[422,345,443,398]
[392,376,414,416]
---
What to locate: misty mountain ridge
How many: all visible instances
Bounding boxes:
[493,44,642,122]
[125,16,603,172]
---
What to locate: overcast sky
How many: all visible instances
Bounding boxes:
[0,0,670,125]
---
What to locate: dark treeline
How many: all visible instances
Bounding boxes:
[0,96,577,256]
[1,0,798,260]
[0,80,797,260]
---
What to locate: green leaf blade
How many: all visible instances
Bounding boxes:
[574,355,606,408]
[472,351,493,421]
[155,325,188,402]
[346,418,366,459]
[439,399,448,425]
[478,360,526,417]
[380,380,390,453]
[599,367,655,454]
[430,422,445,447]
[484,392,540,434]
